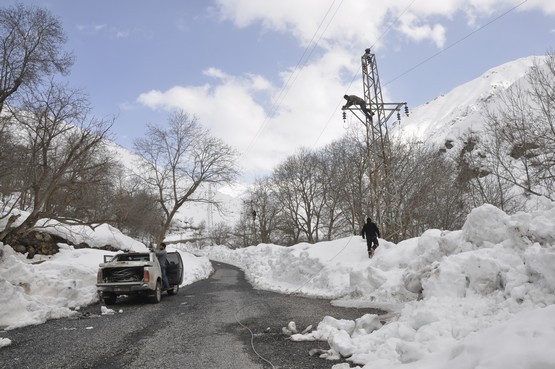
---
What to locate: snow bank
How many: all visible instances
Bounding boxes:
[182,200,555,369]
[0,244,102,330]
[3,200,555,368]
[0,241,212,331]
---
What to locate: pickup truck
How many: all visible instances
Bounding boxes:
[96,251,184,305]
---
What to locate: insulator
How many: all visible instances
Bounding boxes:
[397,112,401,121]
[404,104,409,116]
[342,111,346,121]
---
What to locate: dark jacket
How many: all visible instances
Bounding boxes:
[154,248,168,267]
[361,221,380,240]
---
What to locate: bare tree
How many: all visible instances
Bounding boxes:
[476,51,555,202]
[400,143,467,237]
[241,177,283,245]
[271,148,325,243]
[0,3,72,114]
[322,136,368,238]
[209,221,233,247]
[312,142,344,240]
[110,171,161,243]
[0,81,113,244]
[134,111,238,245]
[232,208,258,248]
[526,50,555,194]
[0,115,26,219]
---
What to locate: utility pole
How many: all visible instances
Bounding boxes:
[342,48,408,237]
[207,184,214,230]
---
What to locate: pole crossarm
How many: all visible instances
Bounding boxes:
[361,48,407,131]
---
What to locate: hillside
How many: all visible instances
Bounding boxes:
[393,55,544,151]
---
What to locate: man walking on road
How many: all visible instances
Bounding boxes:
[361,217,381,258]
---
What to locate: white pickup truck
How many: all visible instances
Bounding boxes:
[96,251,183,305]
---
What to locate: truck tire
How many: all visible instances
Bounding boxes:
[167,284,179,296]
[150,280,162,303]
[103,293,117,305]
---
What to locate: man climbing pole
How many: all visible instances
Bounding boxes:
[342,94,371,117]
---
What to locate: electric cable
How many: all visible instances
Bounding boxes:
[233,235,355,368]
[312,0,416,147]
[286,235,355,296]
[384,0,528,87]
[268,0,343,121]
[241,0,344,159]
[234,304,277,369]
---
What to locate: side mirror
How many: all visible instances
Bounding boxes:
[103,255,114,263]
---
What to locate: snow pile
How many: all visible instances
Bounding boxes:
[0,209,148,252]
[183,199,555,368]
[0,244,104,330]
[37,220,148,252]
[0,226,213,331]
[179,250,214,286]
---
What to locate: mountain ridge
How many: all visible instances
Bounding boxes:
[393,55,545,149]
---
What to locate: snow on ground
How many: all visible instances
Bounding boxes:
[1,199,555,369]
[179,198,555,369]
[0,218,213,331]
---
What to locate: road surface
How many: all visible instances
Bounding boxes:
[0,261,383,368]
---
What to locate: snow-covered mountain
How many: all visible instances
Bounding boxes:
[393,55,544,151]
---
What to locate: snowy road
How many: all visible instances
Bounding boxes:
[0,261,379,369]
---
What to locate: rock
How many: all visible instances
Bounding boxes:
[12,244,27,254]
[26,246,36,259]
[74,242,89,249]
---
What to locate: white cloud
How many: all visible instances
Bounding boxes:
[215,0,391,52]
[398,13,447,47]
[215,0,555,49]
[115,30,130,38]
[76,24,107,33]
[524,0,555,14]
[136,47,359,177]
[137,73,272,171]
[76,23,143,39]
[136,0,554,177]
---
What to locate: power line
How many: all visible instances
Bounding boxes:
[312,0,417,147]
[370,0,417,50]
[241,0,344,157]
[384,0,528,87]
[312,0,527,147]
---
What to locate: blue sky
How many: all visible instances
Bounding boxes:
[12,0,555,180]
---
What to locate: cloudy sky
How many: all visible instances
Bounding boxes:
[14,0,555,180]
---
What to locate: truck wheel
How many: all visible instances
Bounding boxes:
[150,280,162,303]
[167,284,179,296]
[103,293,117,305]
